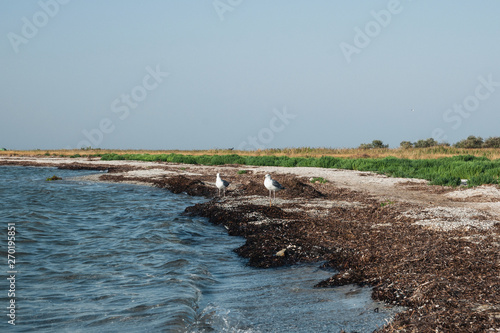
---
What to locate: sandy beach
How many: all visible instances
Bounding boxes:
[2,156,499,332]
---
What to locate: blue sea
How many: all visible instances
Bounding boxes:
[0,166,402,332]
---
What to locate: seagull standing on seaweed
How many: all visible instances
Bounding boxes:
[264,174,285,207]
[216,173,230,197]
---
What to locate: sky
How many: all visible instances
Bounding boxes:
[1,0,499,150]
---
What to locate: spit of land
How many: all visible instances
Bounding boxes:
[1,156,498,332]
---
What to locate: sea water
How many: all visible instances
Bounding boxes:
[0,166,402,332]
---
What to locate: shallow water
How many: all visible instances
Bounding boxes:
[0,166,402,332]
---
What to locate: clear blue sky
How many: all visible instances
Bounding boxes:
[1,0,499,150]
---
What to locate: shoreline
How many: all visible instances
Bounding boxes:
[2,156,499,332]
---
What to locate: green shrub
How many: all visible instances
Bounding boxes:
[358,140,388,149]
[454,135,484,148]
[429,176,461,186]
[400,141,413,149]
[468,175,498,187]
[414,138,438,148]
[483,136,500,148]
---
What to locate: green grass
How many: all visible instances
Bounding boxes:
[380,200,395,207]
[310,177,328,184]
[99,153,500,187]
[237,170,249,174]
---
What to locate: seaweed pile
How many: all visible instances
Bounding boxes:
[182,176,499,332]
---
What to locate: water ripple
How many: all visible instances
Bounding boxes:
[0,166,403,332]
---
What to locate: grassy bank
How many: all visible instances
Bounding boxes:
[96,152,500,187]
[2,148,500,186]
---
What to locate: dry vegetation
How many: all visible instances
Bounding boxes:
[3,146,500,160]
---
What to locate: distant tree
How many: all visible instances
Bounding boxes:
[371,140,389,148]
[426,138,438,147]
[414,138,438,148]
[358,140,388,149]
[454,135,484,148]
[482,136,500,148]
[358,143,373,149]
[400,141,413,149]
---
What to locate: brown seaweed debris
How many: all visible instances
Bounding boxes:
[56,163,110,171]
[97,174,215,197]
[154,175,214,197]
[237,174,324,198]
[183,176,500,332]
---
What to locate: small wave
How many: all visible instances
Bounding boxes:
[191,304,256,333]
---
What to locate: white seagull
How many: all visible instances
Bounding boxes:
[264,174,285,206]
[216,173,230,197]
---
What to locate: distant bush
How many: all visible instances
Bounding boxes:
[358,143,373,149]
[372,140,388,148]
[414,138,438,148]
[454,135,484,148]
[358,140,388,149]
[482,136,500,148]
[400,141,413,149]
